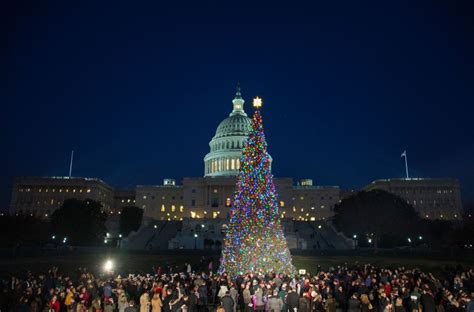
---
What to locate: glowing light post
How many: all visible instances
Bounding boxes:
[401,150,409,179]
[194,234,198,249]
[103,259,114,274]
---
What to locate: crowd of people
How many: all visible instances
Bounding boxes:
[1,263,473,312]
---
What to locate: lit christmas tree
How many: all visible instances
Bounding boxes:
[219,96,296,277]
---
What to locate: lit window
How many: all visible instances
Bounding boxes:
[171,205,176,212]
[213,189,218,193]
[311,206,315,210]
[161,205,165,212]
[121,199,125,203]
[45,189,49,192]
[301,208,304,212]
[59,189,62,193]
[310,217,316,221]
[162,196,166,200]
[86,189,91,193]
[213,211,218,218]
[50,199,54,205]
[190,211,196,218]
[300,196,304,200]
[127,199,130,203]
[39,189,42,192]
[321,205,325,209]
[293,206,296,212]
[143,195,147,199]
[179,205,184,212]
[66,189,69,193]
[226,158,229,170]
[236,158,240,169]
[226,198,231,207]
[280,201,285,207]
[231,159,235,170]
[73,189,76,193]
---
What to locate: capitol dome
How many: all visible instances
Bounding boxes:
[203,86,252,176]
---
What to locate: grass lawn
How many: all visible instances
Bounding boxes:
[1,252,472,278]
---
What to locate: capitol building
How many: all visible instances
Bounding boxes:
[9,87,463,225]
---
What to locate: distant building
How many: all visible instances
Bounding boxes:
[9,177,114,217]
[363,178,462,220]
[8,87,462,223]
[136,177,340,221]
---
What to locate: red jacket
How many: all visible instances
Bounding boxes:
[50,300,60,312]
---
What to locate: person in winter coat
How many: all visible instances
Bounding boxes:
[118,291,129,312]
[221,292,235,312]
[298,293,310,312]
[50,295,61,312]
[325,295,337,312]
[229,285,238,312]
[394,298,406,312]
[104,297,116,312]
[140,292,150,312]
[243,284,252,312]
[360,294,372,312]
[348,293,361,312]
[254,288,265,312]
[152,293,163,312]
[267,291,283,312]
[218,285,229,300]
[287,287,299,312]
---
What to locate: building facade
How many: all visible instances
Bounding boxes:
[363,178,462,220]
[9,176,115,216]
[8,87,463,222]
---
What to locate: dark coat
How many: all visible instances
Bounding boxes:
[420,294,436,312]
[287,292,299,311]
[348,298,361,312]
[221,295,234,312]
[298,297,310,312]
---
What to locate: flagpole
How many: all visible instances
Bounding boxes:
[404,151,409,179]
[69,150,74,177]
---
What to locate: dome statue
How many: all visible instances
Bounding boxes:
[204,85,271,176]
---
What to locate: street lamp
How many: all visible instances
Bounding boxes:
[194,234,198,249]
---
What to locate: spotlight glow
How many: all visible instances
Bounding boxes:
[104,259,113,272]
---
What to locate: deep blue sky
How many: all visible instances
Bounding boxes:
[2,1,474,210]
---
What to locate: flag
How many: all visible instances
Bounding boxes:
[401,150,406,158]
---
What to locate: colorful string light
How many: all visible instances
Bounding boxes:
[219,106,295,277]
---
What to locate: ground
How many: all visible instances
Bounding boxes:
[0,251,472,278]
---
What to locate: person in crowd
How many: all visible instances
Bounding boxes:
[140,291,150,312]
[268,290,284,312]
[221,291,235,312]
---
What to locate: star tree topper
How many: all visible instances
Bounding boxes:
[253,96,263,109]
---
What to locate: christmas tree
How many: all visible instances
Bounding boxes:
[219,96,295,277]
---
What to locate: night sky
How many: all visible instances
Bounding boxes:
[2,1,474,210]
